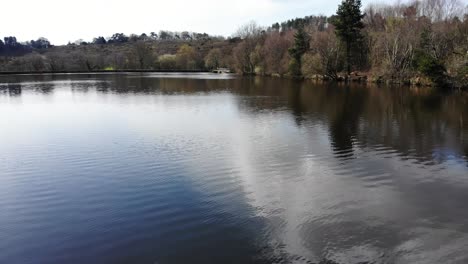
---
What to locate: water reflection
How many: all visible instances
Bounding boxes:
[33,83,54,94]
[0,73,467,264]
[0,83,22,96]
[327,87,367,158]
[0,73,466,176]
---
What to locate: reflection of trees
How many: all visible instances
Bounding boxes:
[2,73,467,262]
[291,83,468,164]
[7,73,464,164]
[34,83,54,94]
[369,88,466,164]
[90,74,467,164]
[0,83,22,96]
[218,77,467,164]
[96,74,233,94]
[328,87,367,157]
[289,81,306,126]
[9,84,22,96]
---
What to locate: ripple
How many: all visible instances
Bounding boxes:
[1,74,467,264]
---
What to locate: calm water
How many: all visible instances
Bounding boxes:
[1,73,467,264]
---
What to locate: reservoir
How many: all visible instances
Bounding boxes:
[0,73,467,264]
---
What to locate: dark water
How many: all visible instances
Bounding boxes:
[1,73,467,264]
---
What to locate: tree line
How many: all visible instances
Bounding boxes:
[86,31,223,45]
[229,0,467,89]
[0,0,467,89]
[0,37,51,56]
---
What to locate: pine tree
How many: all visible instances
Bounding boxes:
[414,28,449,89]
[331,0,364,75]
[288,25,309,78]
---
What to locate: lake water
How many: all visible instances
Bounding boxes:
[0,73,467,264]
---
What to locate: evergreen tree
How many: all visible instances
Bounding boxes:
[414,28,449,89]
[331,0,364,75]
[288,25,309,78]
[93,36,107,45]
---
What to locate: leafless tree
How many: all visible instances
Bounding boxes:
[133,41,153,69]
[261,31,293,75]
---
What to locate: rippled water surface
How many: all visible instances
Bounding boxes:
[1,73,468,264]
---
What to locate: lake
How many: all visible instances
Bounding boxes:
[0,73,467,264]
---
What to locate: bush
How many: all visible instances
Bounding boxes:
[414,50,449,88]
[158,54,177,70]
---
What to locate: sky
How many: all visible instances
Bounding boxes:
[2,0,375,45]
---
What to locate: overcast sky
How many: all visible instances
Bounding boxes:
[2,0,377,45]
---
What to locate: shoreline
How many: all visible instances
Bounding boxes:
[272,72,468,91]
[0,69,210,75]
[1,70,465,91]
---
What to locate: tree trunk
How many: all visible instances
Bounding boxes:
[346,42,351,76]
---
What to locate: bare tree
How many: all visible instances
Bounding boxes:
[232,22,265,74]
[306,28,344,79]
[204,48,223,69]
[133,41,153,69]
[261,31,293,75]
[419,0,465,21]
[369,18,420,79]
[234,21,264,39]
[46,53,65,71]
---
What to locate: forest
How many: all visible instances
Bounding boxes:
[0,0,467,89]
